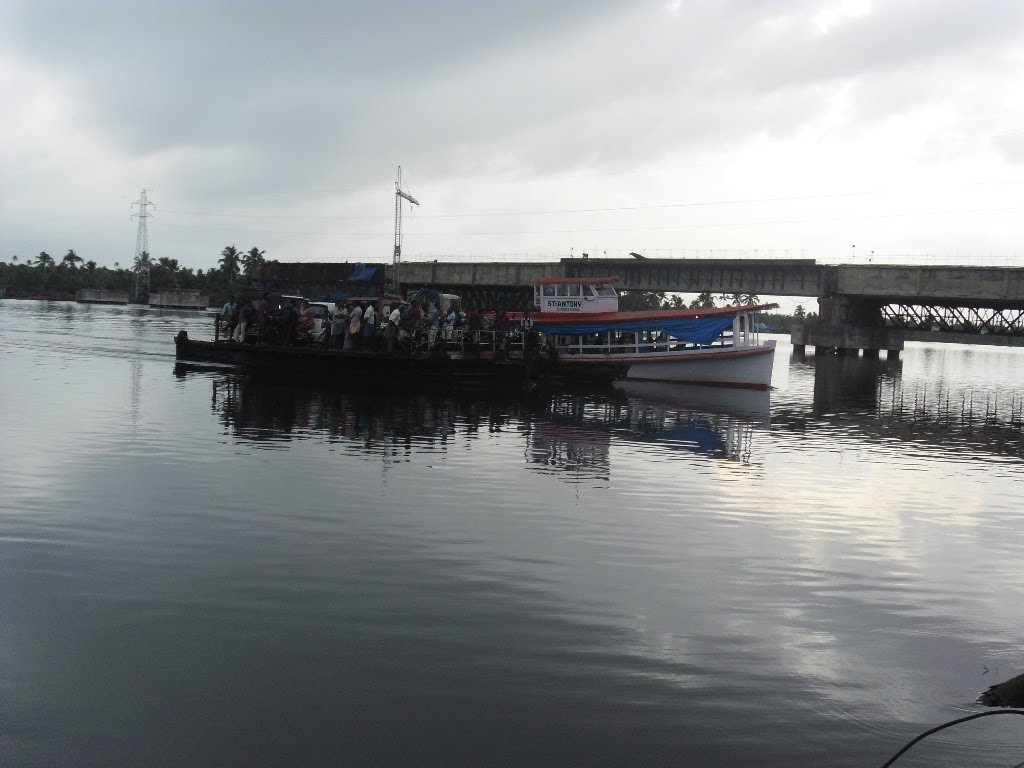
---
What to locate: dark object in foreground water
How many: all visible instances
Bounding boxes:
[878,710,1024,767]
[978,671,1024,706]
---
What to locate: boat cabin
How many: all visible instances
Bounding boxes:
[534,276,620,314]
[530,275,778,367]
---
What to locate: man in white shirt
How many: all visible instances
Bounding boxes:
[362,302,376,349]
[386,304,402,353]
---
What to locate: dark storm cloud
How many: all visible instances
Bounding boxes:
[4,0,1020,192]
[0,0,626,194]
[2,0,1023,267]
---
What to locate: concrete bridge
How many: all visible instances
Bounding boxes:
[398,258,1024,356]
[262,258,1024,356]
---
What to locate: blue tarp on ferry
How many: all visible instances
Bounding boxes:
[532,315,736,346]
[348,263,380,282]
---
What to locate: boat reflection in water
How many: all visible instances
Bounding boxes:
[615,380,770,417]
[530,384,768,481]
[175,364,770,478]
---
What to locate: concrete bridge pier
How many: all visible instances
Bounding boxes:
[791,296,903,359]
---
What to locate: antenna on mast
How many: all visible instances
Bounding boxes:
[393,166,419,295]
[131,188,155,302]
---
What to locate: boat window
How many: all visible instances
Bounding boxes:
[568,284,582,296]
[543,285,556,297]
[556,284,570,297]
[596,283,618,297]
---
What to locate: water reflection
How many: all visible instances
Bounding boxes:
[177,365,771,481]
[877,372,1024,460]
[809,353,901,414]
[534,388,766,478]
[7,304,1024,767]
[780,351,1024,460]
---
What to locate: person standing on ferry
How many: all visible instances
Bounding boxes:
[443,307,457,343]
[386,303,401,353]
[330,301,347,350]
[221,295,238,341]
[362,301,376,350]
[236,298,255,343]
[348,302,364,350]
[257,293,270,342]
[428,303,441,348]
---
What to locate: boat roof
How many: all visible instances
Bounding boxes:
[533,302,779,323]
[535,275,621,285]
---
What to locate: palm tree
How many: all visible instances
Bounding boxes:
[157,257,180,287]
[241,246,266,281]
[84,260,98,288]
[741,293,760,306]
[690,291,715,309]
[133,250,153,271]
[60,250,84,291]
[618,290,666,311]
[719,292,744,307]
[219,245,241,289]
[33,251,55,289]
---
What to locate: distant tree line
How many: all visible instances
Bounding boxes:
[0,245,268,304]
[618,290,817,331]
[2,256,819,328]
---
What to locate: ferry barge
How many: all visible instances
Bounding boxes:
[173,328,543,386]
[173,277,776,390]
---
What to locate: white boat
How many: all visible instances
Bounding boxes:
[531,276,778,390]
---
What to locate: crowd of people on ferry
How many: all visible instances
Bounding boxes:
[218,293,535,355]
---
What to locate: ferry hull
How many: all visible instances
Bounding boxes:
[624,341,776,389]
[172,332,623,388]
[555,341,776,389]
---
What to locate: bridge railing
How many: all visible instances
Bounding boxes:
[399,251,1024,267]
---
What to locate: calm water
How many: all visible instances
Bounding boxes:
[2,300,1024,767]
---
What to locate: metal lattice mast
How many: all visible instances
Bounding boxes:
[131,188,154,301]
[392,167,419,294]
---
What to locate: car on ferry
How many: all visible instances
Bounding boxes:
[305,301,334,341]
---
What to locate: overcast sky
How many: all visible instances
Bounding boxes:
[2,0,1024,273]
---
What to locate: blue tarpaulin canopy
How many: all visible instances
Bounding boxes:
[348,263,379,282]
[532,315,736,346]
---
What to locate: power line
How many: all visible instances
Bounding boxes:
[157,190,873,222]
[156,204,1024,238]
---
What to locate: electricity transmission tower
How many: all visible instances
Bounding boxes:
[131,188,154,302]
[392,167,419,294]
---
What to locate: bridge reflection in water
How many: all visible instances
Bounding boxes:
[783,351,1024,460]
